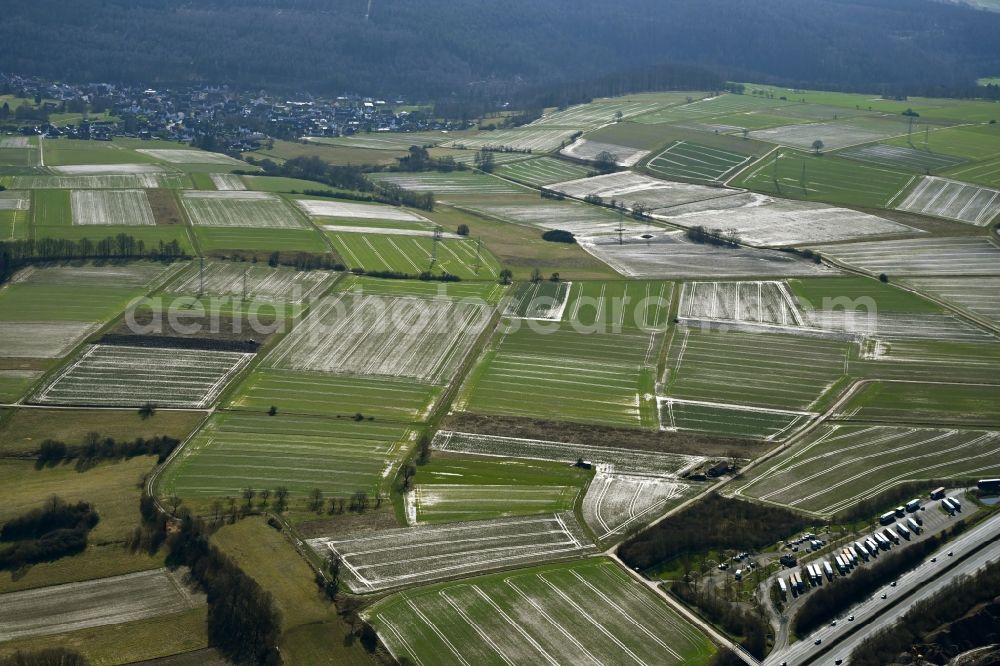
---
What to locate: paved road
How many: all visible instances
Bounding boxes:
[765,510,1000,666]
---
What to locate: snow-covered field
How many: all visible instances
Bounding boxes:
[531,99,669,128]
[164,261,333,302]
[583,474,688,541]
[0,321,100,358]
[181,191,305,228]
[0,568,204,642]
[905,277,1000,325]
[895,176,1000,226]
[70,189,156,226]
[433,431,703,477]
[678,281,804,326]
[11,262,174,288]
[367,559,713,666]
[432,431,703,541]
[654,192,919,246]
[372,172,523,195]
[442,128,578,153]
[550,171,729,211]
[266,293,493,383]
[11,174,173,189]
[0,137,30,148]
[209,173,247,191]
[308,512,596,593]
[560,138,650,167]
[137,148,244,165]
[804,311,996,342]
[33,344,254,408]
[578,231,834,279]
[749,119,908,151]
[51,163,164,175]
[460,201,645,236]
[0,190,29,210]
[296,199,428,222]
[811,237,1000,276]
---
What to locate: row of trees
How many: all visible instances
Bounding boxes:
[685,225,741,248]
[244,155,434,210]
[0,236,186,284]
[34,434,181,470]
[166,510,282,665]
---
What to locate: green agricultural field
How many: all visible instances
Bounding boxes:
[32,189,72,226]
[158,411,412,502]
[734,424,1000,516]
[0,371,42,403]
[241,175,337,194]
[245,139,408,167]
[731,149,914,208]
[42,139,161,167]
[837,381,1000,426]
[884,124,1000,161]
[228,369,439,422]
[504,280,571,319]
[0,262,175,322]
[632,92,791,124]
[458,281,671,429]
[664,328,852,411]
[0,208,29,240]
[660,398,811,440]
[788,276,943,313]
[327,232,500,278]
[366,558,716,666]
[193,226,329,253]
[943,156,1000,188]
[645,141,753,184]
[411,452,591,523]
[495,157,591,187]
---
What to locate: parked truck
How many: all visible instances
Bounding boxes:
[778,578,788,597]
[823,560,834,579]
[906,498,921,512]
[907,517,921,533]
[879,511,897,525]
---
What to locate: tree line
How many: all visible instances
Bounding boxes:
[0,496,99,571]
[166,509,282,665]
[0,236,186,285]
[618,493,813,571]
[33,433,181,470]
[3,1,998,101]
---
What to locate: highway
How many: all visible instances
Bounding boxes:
[765,510,1000,666]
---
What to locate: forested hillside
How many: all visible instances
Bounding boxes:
[2,0,1000,98]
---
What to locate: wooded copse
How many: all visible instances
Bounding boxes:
[0,496,100,571]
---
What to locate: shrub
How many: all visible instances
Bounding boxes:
[541,229,575,244]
